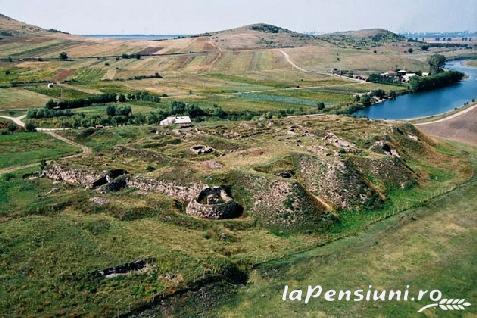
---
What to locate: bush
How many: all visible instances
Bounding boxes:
[25,121,37,132]
[7,122,17,132]
[106,105,116,116]
[59,52,68,61]
[367,73,397,84]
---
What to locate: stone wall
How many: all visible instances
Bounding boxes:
[128,177,204,202]
[186,200,240,219]
[185,187,241,219]
[41,162,106,189]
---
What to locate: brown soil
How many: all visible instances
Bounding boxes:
[417,106,477,146]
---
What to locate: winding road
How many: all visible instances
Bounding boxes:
[278,49,365,83]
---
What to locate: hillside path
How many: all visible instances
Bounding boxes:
[0,115,91,175]
[0,115,26,128]
[278,49,365,83]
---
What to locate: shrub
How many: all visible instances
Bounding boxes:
[59,52,68,61]
[24,121,37,132]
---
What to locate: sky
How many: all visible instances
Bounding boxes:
[0,0,476,35]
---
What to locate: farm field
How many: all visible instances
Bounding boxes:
[0,87,51,109]
[0,131,79,170]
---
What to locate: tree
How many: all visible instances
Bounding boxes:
[59,52,68,61]
[106,105,117,116]
[421,45,429,51]
[316,102,325,111]
[118,94,126,103]
[427,53,446,74]
[408,48,413,53]
[7,122,17,132]
[360,95,372,106]
[25,121,37,132]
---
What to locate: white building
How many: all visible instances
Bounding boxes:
[160,116,192,127]
[402,73,417,82]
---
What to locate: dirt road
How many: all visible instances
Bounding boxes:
[417,103,477,146]
[0,115,26,128]
[0,115,92,175]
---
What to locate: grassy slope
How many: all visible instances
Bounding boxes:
[0,132,79,169]
[0,133,473,316]
[0,88,51,109]
[211,142,477,318]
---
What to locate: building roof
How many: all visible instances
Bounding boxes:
[174,116,191,124]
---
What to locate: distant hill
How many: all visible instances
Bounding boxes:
[0,13,69,38]
[196,23,320,50]
[320,28,405,43]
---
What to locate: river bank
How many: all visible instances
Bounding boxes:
[353,60,477,120]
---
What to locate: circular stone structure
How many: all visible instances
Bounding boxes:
[186,187,241,219]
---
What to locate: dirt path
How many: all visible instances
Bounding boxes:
[208,39,223,70]
[416,103,477,125]
[43,131,92,156]
[0,115,92,175]
[0,163,39,175]
[278,49,365,84]
[417,103,477,146]
[279,49,309,73]
[0,115,26,128]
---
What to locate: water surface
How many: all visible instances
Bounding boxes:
[353,61,477,120]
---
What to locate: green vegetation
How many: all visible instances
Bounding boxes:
[408,71,464,92]
[427,53,447,74]
[59,52,68,61]
[27,85,91,100]
[0,132,78,169]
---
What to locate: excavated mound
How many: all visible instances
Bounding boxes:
[40,117,452,232]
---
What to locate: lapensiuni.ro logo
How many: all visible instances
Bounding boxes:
[282,285,472,313]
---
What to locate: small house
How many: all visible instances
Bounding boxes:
[160,116,176,126]
[402,73,417,82]
[398,70,407,76]
[175,116,192,128]
[159,116,192,127]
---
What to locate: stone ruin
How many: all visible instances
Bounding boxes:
[190,145,215,155]
[323,131,357,153]
[41,162,128,192]
[93,258,154,279]
[41,162,241,220]
[186,187,242,219]
[369,141,400,158]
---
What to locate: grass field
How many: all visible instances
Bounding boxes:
[0,88,51,109]
[0,132,79,169]
[197,143,477,318]
[0,119,474,316]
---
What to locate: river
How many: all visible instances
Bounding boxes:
[353,60,477,120]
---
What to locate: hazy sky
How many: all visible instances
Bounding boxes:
[0,0,476,34]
